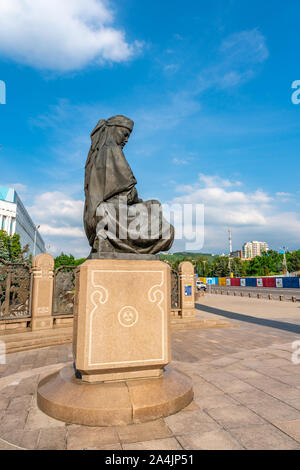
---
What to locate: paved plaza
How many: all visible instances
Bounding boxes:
[0,295,300,450]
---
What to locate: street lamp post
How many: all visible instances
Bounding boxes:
[202,260,207,277]
[228,256,231,278]
[283,247,289,277]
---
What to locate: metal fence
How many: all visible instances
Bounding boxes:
[0,257,186,326]
[171,270,180,309]
[53,266,76,316]
[0,259,32,320]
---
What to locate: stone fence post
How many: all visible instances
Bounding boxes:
[179,262,196,318]
[31,254,55,331]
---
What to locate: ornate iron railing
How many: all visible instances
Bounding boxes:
[53,266,77,316]
[171,269,180,309]
[0,259,32,320]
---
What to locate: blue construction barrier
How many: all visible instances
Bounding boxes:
[245,278,257,287]
[282,277,300,288]
[217,277,299,288]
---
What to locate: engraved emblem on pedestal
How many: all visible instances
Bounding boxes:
[118,306,139,328]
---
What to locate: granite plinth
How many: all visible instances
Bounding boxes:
[73,259,171,383]
[37,365,193,426]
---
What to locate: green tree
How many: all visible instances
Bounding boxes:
[195,257,211,277]
[11,233,22,259]
[287,251,300,272]
[160,249,300,278]
[231,258,247,277]
[0,230,25,262]
[210,256,229,277]
[244,250,284,277]
[54,253,86,270]
[74,258,87,267]
[0,230,9,260]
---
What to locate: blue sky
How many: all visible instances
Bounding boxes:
[0,0,299,256]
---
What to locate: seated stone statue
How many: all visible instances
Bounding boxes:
[84,115,174,259]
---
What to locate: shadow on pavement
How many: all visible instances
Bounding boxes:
[196,304,300,335]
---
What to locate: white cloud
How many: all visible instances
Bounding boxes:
[275,192,293,204]
[40,224,84,238]
[198,174,242,188]
[172,157,190,166]
[164,64,179,73]
[170,173,299,253]
[28,191,84,223]
[26,191,88,256]
[135,91,201,133]
[220,29,269,66]
[3,183,28,197]
[195,29,269,93]
[21,177,299,257]
[0,0,141,71]
[173,186,270,225]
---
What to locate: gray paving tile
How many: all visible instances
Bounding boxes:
[165,410,219,435]
[230,424,300,450]
[177,429,244,450]
[206,404,266,429]
[275,419,300,443]
[122,438,183,450]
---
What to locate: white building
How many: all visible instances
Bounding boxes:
[0,186,45,256]
[242,241,269,259]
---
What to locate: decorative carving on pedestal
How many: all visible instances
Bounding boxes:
[31,254,54,331]
[118,306,139,328]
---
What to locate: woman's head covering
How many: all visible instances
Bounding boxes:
[91,115,134,137]
[107,115,134,131]
[90,115,134,153]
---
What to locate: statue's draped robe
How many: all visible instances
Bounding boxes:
[84,143,174,255]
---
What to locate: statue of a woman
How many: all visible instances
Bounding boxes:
[84,115,174,258]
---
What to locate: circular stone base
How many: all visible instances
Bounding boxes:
[37,365,193,427]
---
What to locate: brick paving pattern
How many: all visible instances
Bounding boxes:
[0,295,300,450]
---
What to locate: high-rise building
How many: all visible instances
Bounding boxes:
[0,185,45,255]
[242,241,269,259]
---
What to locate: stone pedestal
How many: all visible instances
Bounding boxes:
[31,254,54,331]
[73,260,171,383]
[179,262,196,318]
[37,364,193,426]
[37,259,193,425]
